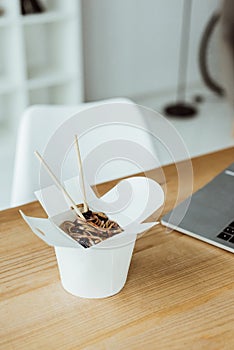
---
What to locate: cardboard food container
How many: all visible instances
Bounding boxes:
[21,176,164,298]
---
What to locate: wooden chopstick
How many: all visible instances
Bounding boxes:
[34,151,85,220]
[74,135,89,212]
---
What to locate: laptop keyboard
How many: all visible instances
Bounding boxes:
[217,221,234,244]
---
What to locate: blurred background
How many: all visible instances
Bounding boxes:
[0,0,233,209]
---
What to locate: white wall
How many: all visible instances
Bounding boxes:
[82,0,220,101]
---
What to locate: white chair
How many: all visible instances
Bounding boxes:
[11,98,160,207]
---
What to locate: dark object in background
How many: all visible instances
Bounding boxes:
[199,0,234,100]
[163,0,197,118]
[219,0,234,107]
[193,95,204,103]
[0,7,4,16]
[199,12,224,96]
[20,0,45,15]
[164,103,197,118]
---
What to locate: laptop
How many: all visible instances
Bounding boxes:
[161,162,234,253]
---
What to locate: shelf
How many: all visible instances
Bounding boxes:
[40,0,78,13]
[21,11,73,25]
[0,90,25,129]
[0,23,25,87]
[29,80,80,104]
[0,0,83,135]
[27,67,78,90]
[0,16,14,27]
[24,20,80,82]
[0,78,17,94]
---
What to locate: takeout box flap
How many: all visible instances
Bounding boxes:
[20,210,79,248]
[64,176,164,227]
[21,207,158,249]
[34,176,164,227]
[24,175,164,248]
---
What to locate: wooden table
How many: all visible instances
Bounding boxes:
[1,147,234,350]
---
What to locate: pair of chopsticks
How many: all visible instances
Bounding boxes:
[35,135,88,221]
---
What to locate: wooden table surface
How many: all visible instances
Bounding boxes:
[1,147,234,350]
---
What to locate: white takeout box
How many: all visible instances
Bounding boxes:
[21,176,164,298]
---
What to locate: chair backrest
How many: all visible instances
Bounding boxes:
[11,98,160,207]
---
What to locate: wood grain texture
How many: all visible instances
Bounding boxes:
[1,147,234,350]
